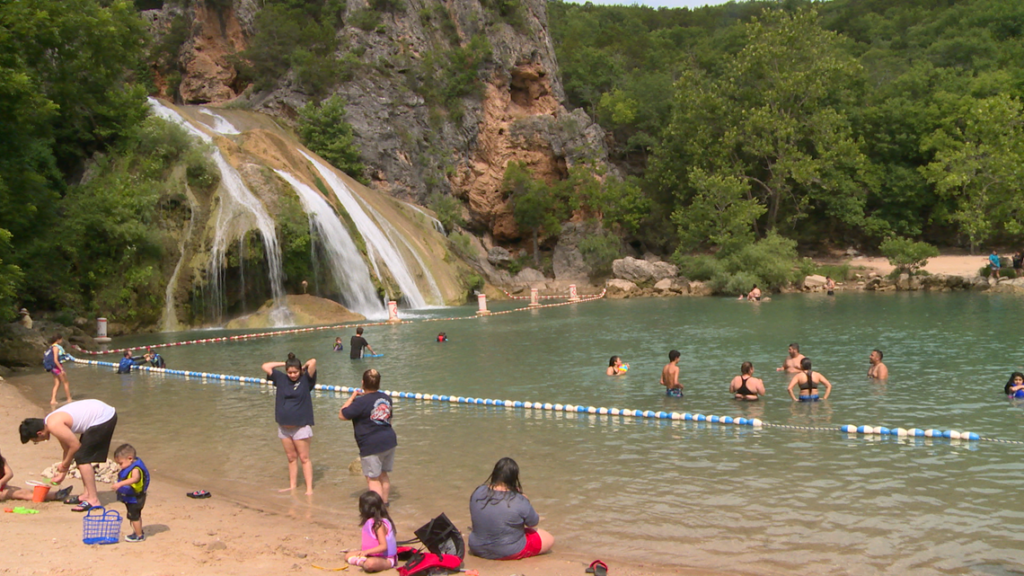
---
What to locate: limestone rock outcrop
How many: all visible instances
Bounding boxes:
[611,257,678,284]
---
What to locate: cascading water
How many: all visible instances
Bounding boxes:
[161,187,199,332]
[199,108,241,135]
[363,202,444,306]
[275,170,386,318]
[302,151,437,308]
[147,98,290,327]
[404,202,446,235]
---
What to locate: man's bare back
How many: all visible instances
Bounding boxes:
[661,363,681,390]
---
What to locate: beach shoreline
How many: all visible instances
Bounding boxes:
[0,375,736,576]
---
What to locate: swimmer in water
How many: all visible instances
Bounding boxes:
[826,276,836,296]
[776,343,805,373]
[334,337,344,352]
[660,350,682,397]
[868,349,888,380]
[787,358,832,401]
[747,285,762,301]
[730,362,765,401]
[1005,372,1024,397]
[437,332,448,343]
[607,356,628,376]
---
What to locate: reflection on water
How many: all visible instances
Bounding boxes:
[13,293,1024,575]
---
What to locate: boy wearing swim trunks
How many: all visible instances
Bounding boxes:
[661,350,682,397]
[111,444,149,542]
[20,399,118,511]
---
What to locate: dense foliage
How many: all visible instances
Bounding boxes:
[549,0,1024,268]
[297,96,366,182]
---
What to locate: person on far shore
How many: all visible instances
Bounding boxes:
[18,308,32,329]
[989,250,1001,277]
[868,349,888,380]
[607,356,628,376]
[345,491,398,571]
[1005,372,1024,398]
[0,448,72,502]
[19,398,118,511]
[730,362,765,401]
[350,327,376,359]
[787,358,832,401]
[111,443,150,542]
[334,337,344,352]
[776,343,805,373]
[468,457,554,560]
[826,276,836,296]
[661,350,682,397]
[1013,251,1023,275]
[262,353,317,495]
[339,369,396,504]
[44,334,72,404]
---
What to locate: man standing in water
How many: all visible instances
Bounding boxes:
[350,327,376,359]
[868,349,888,379]
[660,350,682,397]
[19,399,118,511]
[776,343,805,373]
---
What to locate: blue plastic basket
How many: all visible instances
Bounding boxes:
[82,506,122,545]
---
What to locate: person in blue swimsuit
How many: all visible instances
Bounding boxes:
[787,358,832,401]
[1005,372,1024,398]
[989,250,1001,277]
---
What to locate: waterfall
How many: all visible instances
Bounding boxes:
[147,98,290,326]
[199,108,241,135]
[302,151,437,308]
[362,202,444,306]
[404,202,446,235]
[275,170,386,318]
[161,187,198,332]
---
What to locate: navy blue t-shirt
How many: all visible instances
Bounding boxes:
[269,369,316,427]
[341,391,397,456]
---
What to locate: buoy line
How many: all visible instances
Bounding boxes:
[71,290,606,356]
[70,356,1017,446]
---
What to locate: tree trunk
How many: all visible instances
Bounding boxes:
[532,228,540,266]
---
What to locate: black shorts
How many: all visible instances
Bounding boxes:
[73,414,118,465]
[125,492,146,521]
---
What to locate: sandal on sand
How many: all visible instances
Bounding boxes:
[63,495,80,505]
[187,490,211,499]
[71,501,96,512]
[585,560,608,576]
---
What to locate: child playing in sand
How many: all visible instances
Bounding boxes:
[111,444,149,542]
[346,491,398,571]
[0,447,72,502]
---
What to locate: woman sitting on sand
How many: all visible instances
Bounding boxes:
[606,356,628,376]
[730,362,765,401]
[468,457,554,560]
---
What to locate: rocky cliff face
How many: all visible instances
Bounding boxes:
[145,0,611,245]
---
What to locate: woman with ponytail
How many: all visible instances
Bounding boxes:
[262,353,317,494]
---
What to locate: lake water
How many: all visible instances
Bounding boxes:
[13,293,1024,575]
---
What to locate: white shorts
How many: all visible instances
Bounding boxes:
[278,425,313,440]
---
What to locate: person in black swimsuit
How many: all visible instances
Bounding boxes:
[730,362,765,400]
[786,358,832,401]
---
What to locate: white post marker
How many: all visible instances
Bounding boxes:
[386,300,400,324]
[529,288,540,307]
[476,293,491,315]
[96,317,112,344]
[568,284,580,302]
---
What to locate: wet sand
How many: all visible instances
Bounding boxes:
[0,378,732,576]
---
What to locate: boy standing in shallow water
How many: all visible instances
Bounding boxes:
[111,444,149,542]
[661,350,682,397]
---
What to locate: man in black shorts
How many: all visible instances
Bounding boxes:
[350,327,376,359]
[20,399,117,511]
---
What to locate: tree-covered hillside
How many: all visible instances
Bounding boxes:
[549,0,1024,272]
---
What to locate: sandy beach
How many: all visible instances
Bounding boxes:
[0,378,730,576]
[846,254,990,277]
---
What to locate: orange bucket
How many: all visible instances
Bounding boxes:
[28,482,51,502]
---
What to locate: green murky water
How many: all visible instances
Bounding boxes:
[13,293,1024,575]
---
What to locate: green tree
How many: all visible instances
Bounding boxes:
[879,236,940,274]
[0,229,23,322]
[503,162,566,266]
[920,93,1024,252]
[653,8,871,243]
[297,96,366,182]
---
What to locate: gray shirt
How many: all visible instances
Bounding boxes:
[467,485,540,559]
